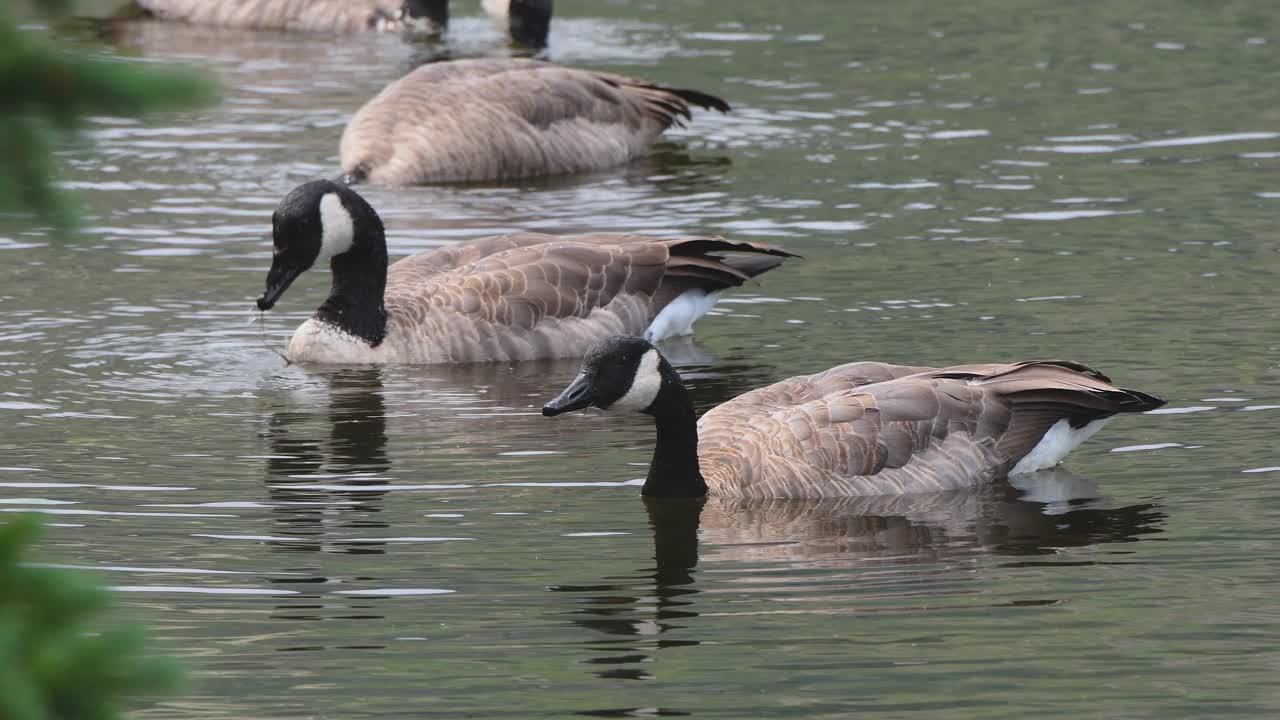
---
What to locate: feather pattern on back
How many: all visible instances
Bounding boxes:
[340,59,731,184]
[134,0,433,33]
[695,361,1164,498]
[286,233,793,364]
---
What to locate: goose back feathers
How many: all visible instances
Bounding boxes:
[340,59,731,185]
[257,181,795,364]
[134,0,449,33]
[543,336,1165,498]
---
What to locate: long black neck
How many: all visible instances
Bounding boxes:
[641,364,708,498]
[315,212,388,347]
[509,0,552,48]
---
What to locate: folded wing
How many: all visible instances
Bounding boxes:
[340,59,730,184]
[699,361,1164,497]
[382,234,793,362]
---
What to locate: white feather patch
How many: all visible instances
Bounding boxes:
[1009,417,1111,475]
[644,289,722,342]
[287,319,381,364]
[316,193,354,262]
[610,349,662,412]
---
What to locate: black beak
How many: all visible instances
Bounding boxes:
[256,257,306,311]
[542,373,594,417]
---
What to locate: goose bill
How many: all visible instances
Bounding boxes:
[256,258,305,311]
[543,374,593,416]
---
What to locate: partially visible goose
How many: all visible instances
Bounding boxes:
[339,58,731,185]
[132,0,448,34]
[480,0,553,47]
[256,181,796,364]
[542,336,1165,498]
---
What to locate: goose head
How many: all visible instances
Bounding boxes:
[543,336,678,417]
[257,180,383,312]
[544,336,707,497]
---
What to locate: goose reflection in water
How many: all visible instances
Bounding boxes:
[254,352,749,557]
[262,367,392,555]
[553,470,1166,700]
[697,470,1165,568]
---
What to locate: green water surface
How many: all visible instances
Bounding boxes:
[2,1,1279,717]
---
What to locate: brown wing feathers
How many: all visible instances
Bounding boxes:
[648,237,798,313]
[341,59,731,184]
[956,361,1165,420]
[660,237,798,287]
[592,73,732,130]
[960,362,1166,465]
[867,364,1163,474]
[390,234,791,336]
[700,359,1162,496]
[136,0,402,33]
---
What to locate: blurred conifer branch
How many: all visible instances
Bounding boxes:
[0,516,183,719]
[0,0,218,231]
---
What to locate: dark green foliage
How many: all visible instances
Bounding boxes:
[0,517,181,720]
[0,0,218,231]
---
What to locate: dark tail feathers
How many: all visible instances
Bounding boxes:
[662,86,731,114]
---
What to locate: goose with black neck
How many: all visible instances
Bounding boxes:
[542,336,1166,498]
[256,181,797,365]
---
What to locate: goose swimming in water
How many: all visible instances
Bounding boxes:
[543,336,1165,498]
[339,58,730,185]
[129,0,463,34]
[255,181,796,364]
[131,0,449,33]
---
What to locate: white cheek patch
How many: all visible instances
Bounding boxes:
[316,192,355,262]
[610,349,663,412]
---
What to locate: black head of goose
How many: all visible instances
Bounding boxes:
[132,0,450,34]
[543,336,1167,499]
[339,58,731,185]
[256,181,797,365]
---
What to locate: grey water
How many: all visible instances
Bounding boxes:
[3,0,1279,717]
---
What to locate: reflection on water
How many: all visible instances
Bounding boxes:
[700,470,1165,571]
[552,497,703,688]
[554,471,1164,716]
[262,368,391,554]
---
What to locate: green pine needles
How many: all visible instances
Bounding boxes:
[0,0,218,232]
[0,517,182,720]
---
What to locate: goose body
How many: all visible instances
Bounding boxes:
[543,337,1165,498]
[339,58,730,185]
[133,0,449,33]
[256,181,795,365]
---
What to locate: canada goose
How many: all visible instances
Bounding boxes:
[480,0,553,47]
[131,0,448,34]
[339,58,731,185]
[255,181,796,364]
[542,336,1165,498]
